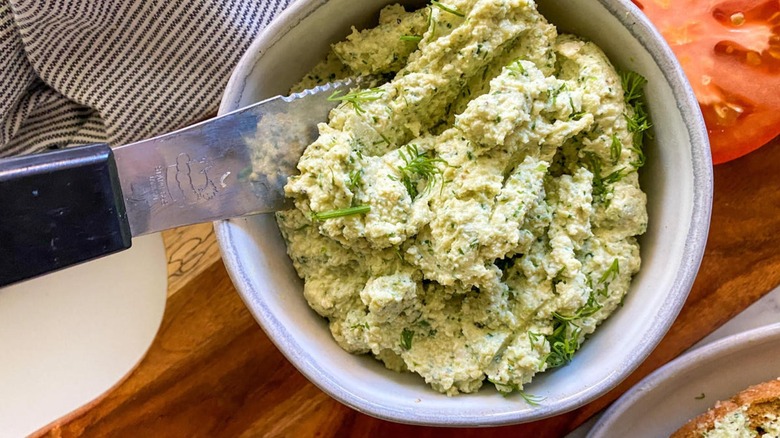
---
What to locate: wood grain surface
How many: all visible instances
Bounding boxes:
[36,139,780,437]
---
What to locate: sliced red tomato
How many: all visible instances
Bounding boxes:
[633,0,780,164]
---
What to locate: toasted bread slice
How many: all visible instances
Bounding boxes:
[672,378,780,437]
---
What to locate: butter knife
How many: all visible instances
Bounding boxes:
[0,80,354,286]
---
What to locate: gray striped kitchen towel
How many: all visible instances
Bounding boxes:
[0,0,293,157]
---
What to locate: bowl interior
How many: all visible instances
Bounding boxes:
[216,0,712,426]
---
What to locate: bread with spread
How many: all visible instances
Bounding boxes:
[672,378,780,437]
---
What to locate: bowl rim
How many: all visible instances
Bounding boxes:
[215,0,713,426]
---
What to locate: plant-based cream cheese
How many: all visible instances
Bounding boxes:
[702,407,780,438]
[276,0,648,396]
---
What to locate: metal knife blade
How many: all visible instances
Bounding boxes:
[113,79,354,236]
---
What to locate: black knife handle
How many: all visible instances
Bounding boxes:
[0,143,132,287]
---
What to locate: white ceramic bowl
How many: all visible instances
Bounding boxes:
[216,0,713,426]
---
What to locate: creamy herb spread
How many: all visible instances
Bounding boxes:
[277,0,648,396]
[703,407,780,438]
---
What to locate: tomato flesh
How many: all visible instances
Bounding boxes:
[634,0,780,164]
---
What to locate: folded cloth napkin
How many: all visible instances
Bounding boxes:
[0,0,293,157]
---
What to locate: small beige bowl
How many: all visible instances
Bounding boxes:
[216,0,713,426]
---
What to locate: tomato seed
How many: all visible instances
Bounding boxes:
[712,101,744,125]
[730,12,745,26]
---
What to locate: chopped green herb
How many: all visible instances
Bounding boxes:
[395,144,447,198]
[695,393,706,400]
[377,131,391,146]
[553,293,603,322]
[401,328,414,350]
[581,151,628,205]
[568,96,586,120]
[348,169,363,191]
[543,270,625,369]
[544,315,581,369]
[431,0,465,17]
[548,83,567,107]
[631,144,646,169]
[311,205,370,221]
[618,292,628,307]
[610,134,622,164]
[619,70,652,169]
[625,108,652,137]
[426,5,436,38]
[400,35,423,42]
[518,390,545,406]
[486,378,544,405]
[328,88,384,115]
[507,60,526,76]
[544,278,617,368]
[602,168,628,191]
[599,258,620,284]
[620,70,648,104]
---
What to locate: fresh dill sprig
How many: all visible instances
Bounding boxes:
[486,378,545,405]
[620,70,648,103]
[625,104,652,171]
[553,292,603,322]
[328,88,384,114]
[610,134,622,164]
[603,167,628,186]
[395,144,446,198]
[626,107,652,134]
[599,258,620,284]
[630,144,646,169]
[592,258,621,297]
[542,258,623,369]
[431,0,465,17]
[518,390,545,406]
[581,151,627,205]
[544,315,581,369]
[348,168,364,192]
[619,70,652,169]
[548,83,567,107]
[400,328,414,350]
[528,330,543,345]
[311,205,370,221]
[507,60,526,76]
[426,5,436,38]
[377,131,391,146]
[568,95,586,120]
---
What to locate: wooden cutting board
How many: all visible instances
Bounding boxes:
[36,139,780,437]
